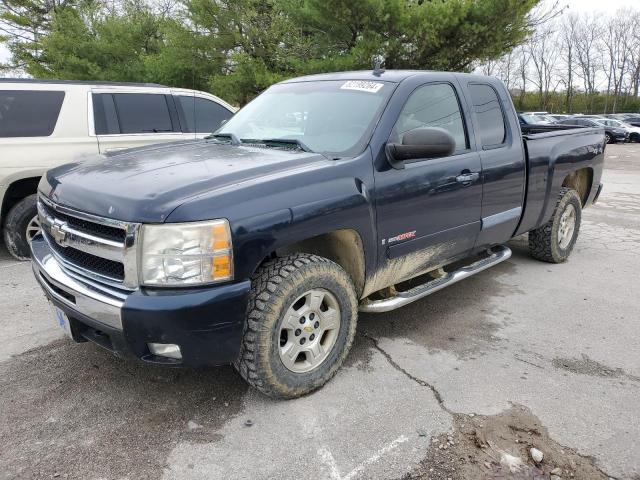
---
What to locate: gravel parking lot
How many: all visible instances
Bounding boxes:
[1,144,639,480]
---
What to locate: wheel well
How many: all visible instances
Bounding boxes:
[1,177,41,224]
[274,229,366,297]
[562,168,593,206]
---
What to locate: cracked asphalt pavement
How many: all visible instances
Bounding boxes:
[1,144,639,479]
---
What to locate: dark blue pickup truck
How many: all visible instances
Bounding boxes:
[31,70,604,398]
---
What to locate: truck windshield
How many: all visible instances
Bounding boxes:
[215,80,395,156]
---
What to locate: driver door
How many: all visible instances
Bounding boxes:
[373,81,482,284]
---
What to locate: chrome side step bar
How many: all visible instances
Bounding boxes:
[359,245,512,313]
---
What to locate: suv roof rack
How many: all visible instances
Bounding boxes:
[0,78,167,87]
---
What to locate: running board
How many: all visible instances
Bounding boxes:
[359,245,512,313]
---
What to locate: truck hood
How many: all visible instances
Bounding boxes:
[41,140,328,223]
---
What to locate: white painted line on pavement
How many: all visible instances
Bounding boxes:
[318,435,409,480]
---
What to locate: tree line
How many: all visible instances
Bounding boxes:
[1,0,541,105]
[479,7,640,114]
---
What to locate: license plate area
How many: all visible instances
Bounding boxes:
[51,305,73,339]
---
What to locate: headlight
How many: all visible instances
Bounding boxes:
[140,219,233,286]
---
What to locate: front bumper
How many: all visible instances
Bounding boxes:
[31,235,250,366]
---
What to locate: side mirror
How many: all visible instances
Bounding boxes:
[386,127,456,169]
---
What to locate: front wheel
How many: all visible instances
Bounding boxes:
[235,253,358,398]
[3,194,40,260]
[630,132,640,143]
[528,187,582,263]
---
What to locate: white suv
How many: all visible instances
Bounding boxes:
[0,79,235,259]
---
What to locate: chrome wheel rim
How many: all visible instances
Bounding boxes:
[558,204,576,249]
[26,215,41,245]
[278,288,341,373]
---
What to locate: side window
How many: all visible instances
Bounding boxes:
[468,84,506,147]
[111,93,173,134]
[92,94,120,135]
[176,96,233,133]
[392,83,468,152]
[0,90,65,137]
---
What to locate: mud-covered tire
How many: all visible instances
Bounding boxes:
[235,253,358,399]
[528,187,582,263]
[3,194,39,260]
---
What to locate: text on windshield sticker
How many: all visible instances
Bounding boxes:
[340,81,384,93]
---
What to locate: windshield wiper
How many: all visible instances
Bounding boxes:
[245,138,314,153]
[206,133,241,145]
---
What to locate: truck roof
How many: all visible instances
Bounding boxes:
[279,69,501,85]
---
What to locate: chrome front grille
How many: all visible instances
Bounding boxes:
[37,195,140,290]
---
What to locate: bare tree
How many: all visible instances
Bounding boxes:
[527,23,561,110]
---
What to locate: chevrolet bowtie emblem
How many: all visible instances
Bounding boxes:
[50,221,67,246]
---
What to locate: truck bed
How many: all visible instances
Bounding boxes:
[515,125,605,236]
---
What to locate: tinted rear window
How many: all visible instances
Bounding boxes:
[468,84,506,146]
[0,90,65,137]
[111,93,173,134]
[177,96,233,133]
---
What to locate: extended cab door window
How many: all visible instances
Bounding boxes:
[468,84,506,149]
[0,90,65,137]
[391,83,468,153]
[175,96,233,135]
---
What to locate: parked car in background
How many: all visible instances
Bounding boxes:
[592,118,640,143]
[621,116,640,127]
[31,70,604,398]
[549,114,571,121]
[0,79,235,259]
[519,113,553,125]
[556,117,628,144]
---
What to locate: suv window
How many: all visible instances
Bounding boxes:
[0,90,65,137]
[468,84,506,146]
[93,94,120,135]
[111,93,173,134]
[392,83,468,152]
[176,96,233,133]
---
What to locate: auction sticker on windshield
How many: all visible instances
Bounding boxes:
[340,81,384,93]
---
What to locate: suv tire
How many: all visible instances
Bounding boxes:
[528,187,582,263]
[235,253,358,399]
[3,194,39,260]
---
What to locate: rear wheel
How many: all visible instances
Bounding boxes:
[3,194,39,260]
[630,132,640,143]
[235,253,358,399]
[605,133,612,144]
[528,187,582,263]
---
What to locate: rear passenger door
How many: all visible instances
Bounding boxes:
[463,82,526,248]
[173,93,234,139]
[91,90,186,153]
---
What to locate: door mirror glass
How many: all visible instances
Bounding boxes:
[386,127,456,167]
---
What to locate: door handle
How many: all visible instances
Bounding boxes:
[455,172,480,184]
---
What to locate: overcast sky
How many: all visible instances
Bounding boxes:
[1,0,639,72]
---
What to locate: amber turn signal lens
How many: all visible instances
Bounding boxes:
[212,254,232,280]
[212,223,231,250]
